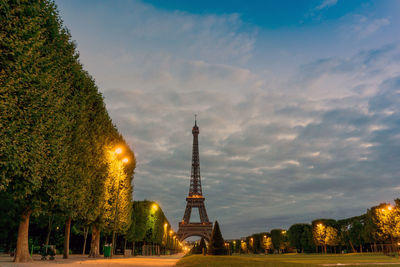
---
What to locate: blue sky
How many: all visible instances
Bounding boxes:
[55,0,400,239]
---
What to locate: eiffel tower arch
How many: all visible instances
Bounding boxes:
[177,118,213,241]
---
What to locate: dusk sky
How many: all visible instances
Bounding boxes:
[55,0,400,239]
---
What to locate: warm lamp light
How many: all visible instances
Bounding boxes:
[122,157,129,164]
[115,147,123,154]
[152,204,158,211]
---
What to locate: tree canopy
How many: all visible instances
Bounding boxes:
[0,0,135,262]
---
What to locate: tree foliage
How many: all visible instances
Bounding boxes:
[288,224,314,253]
[208,221,227,255]
[0,0,135,261]
[270,229,288,252]
[374,200,400,242]
[126,201,170,246]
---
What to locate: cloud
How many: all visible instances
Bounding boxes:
[316,0,338,10]
[58,0,400,238]
[351,16,390,38]
[104,43,400,237]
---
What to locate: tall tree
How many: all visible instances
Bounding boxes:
[374,200,400,251]
[288,224,313,253]
[270,229,288,253]
[0,1,76,261]
[0,1,135,261]
[208,221,227,255]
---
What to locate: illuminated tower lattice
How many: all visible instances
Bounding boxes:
[177,118,212,241]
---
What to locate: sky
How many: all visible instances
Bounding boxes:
[54,0,400,239]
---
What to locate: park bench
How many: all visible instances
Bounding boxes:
[41,245,56,260]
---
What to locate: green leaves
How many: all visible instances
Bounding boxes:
[0,0,135,233]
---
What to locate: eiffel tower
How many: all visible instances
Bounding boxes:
[177,117,213,241]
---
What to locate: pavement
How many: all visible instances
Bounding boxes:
[0,254,184,267]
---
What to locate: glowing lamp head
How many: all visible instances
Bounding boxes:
[164,223,168,228]
[152,204,158,211]
[115,147,123,154]
[169,230,173,235]
[122,157,129,164]
[388,205,393,211]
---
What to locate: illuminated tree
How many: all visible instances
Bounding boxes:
[313,223,326,253]
[374,200,400,250]
[325,226,338,248]
[264,236,272,253]
[0,1,135,261]
[313,221,338,254]
[270,229,288,253]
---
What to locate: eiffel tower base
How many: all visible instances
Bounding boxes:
[177,222,212,241]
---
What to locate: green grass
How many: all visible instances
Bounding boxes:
[176,253,400,267]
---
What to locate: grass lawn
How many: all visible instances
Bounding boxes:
[176,253,400,267]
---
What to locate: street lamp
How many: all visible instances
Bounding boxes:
[152,203,158,211]
[115,147,123,154]
[111,151,129,257]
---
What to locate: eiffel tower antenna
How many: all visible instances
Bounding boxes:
[177,120,213,241]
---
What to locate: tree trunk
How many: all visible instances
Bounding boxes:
[63,217,72,259]
[14,209,32,262]
[349,240,356,253]
[113,233,118,255]
[132,241,135,256]
[390,235,396,254]
[359,244,362,253]
[82,226,89,255]
[45,215,54,253]
[124,238,127,255]
[89,225,100,258]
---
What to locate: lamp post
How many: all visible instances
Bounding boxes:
[111,146,129,257]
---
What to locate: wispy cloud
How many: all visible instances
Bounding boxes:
[316,0,338,10]
[352,16,390,38]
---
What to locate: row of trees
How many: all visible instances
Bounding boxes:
[0,0,135,262]
[236,199,400,254]
[126,201,182,255]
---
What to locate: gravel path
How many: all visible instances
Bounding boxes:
[0,254,183,267]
